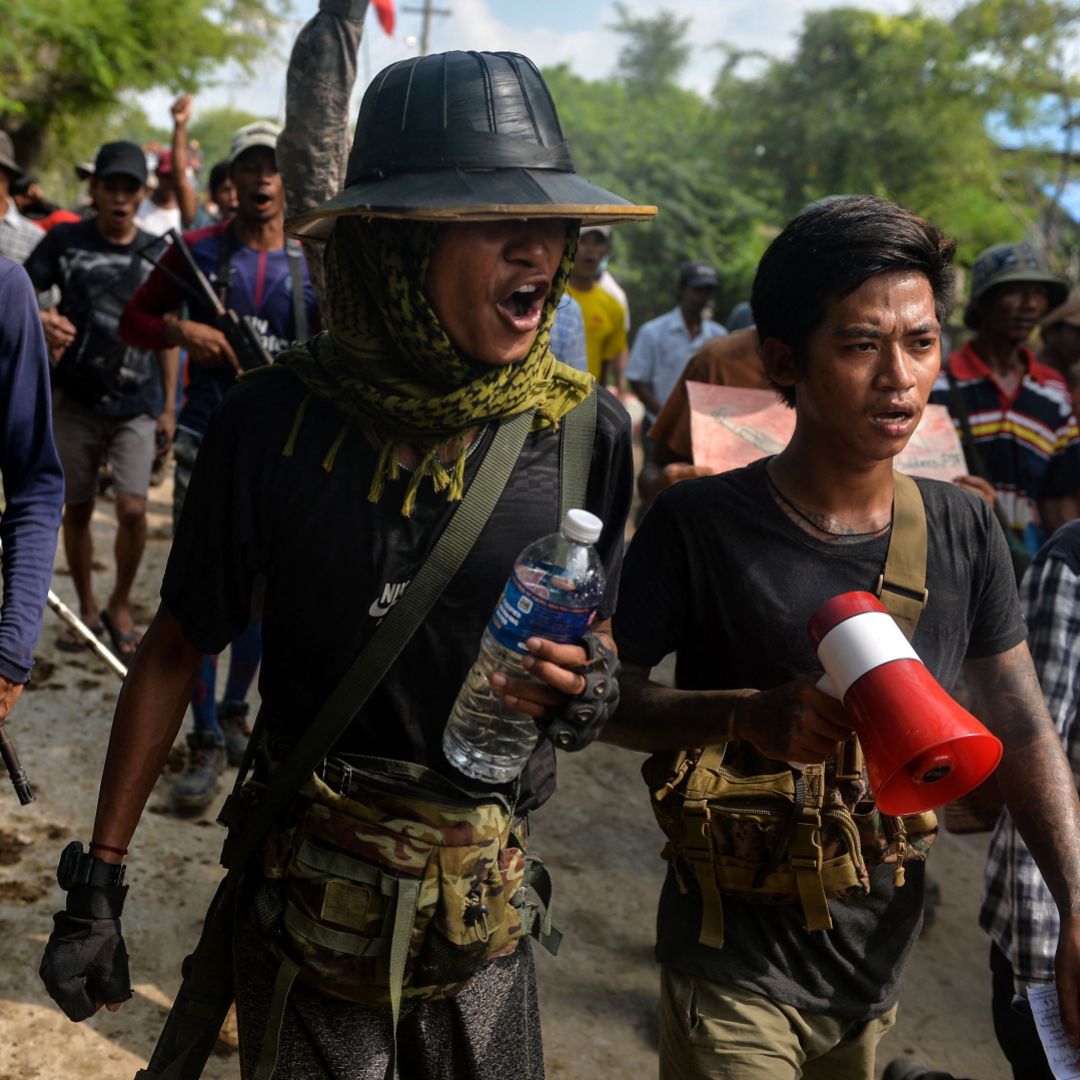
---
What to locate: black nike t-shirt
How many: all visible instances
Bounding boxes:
[162,368,633,811]
[613,457,1025,1019]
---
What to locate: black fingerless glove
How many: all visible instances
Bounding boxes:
[544,631,621,752]
[40,845,132,1022]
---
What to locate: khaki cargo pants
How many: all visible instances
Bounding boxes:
[660,965,898,1080]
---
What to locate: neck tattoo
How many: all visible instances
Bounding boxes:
[765,472,891,540]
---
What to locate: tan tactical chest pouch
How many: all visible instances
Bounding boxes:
[642,742,938,947]
[255,760,533,1006]
[642,471,939,948]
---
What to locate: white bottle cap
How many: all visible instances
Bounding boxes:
[562,508,603,544]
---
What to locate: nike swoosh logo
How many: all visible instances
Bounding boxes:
[368,599,393,618]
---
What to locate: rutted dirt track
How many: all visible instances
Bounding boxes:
[0,468,1011,1079]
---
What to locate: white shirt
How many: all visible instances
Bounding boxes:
[626,306,727,421]
[136,199,182,237]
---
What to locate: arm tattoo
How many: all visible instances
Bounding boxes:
[964,642,1080,916]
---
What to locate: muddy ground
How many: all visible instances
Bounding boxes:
[0,467,1013,1079]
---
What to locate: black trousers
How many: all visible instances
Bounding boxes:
[990,942,1054,1080]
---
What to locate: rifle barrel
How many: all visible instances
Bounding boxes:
[0,726,34,804]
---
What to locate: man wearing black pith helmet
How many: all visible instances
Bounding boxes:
[40,47,650,1080]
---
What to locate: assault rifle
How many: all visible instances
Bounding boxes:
[136,230,272,372]
[0,726,33,805]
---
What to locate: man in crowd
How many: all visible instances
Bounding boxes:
[41,47,644,1080]
[929,241,1079,557]
[0,132,46,264]
[980,518,1080,1080]
[1039,293,1080,417]
[567,224,629,386]
[608,197,1080,1079]
[11,174,80,232]
[636,325,770,507]
[550,292,589,373]
[191,160,238,227]
[25,141,174,661]
[626,259,726,443]
[0,256,65,737]
[119,119,318,812]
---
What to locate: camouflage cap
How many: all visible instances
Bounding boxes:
[968,241,1068,308]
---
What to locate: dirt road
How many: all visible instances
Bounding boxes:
[0,474,1013,1079]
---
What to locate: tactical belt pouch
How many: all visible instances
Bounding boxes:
[250,758,530,1005]
[642,742,937,947]
[641,470,939,948]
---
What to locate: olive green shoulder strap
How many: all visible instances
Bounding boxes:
[559,387,598,519]
[877,471,929,640]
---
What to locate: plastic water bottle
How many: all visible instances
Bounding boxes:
[443,509,606,784]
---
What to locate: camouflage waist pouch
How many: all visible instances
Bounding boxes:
[642,739,937,948]
[253,757,530,1006]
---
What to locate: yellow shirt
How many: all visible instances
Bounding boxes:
[566,282,628,381]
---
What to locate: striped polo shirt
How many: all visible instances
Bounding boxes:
[930,342,1080,555]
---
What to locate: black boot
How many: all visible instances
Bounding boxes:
[216,701,251,768]
[172,731,226,813]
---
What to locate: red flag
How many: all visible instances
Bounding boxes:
[372,0,395,35]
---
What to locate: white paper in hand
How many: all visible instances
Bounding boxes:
[1029,984,1080,1079]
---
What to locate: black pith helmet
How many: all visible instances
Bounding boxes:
[287,50,656,241]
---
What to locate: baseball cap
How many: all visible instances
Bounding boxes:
[679,260,719,289]
[0,131,23,178]
[93,141,149,185]
[1042,292,1080,330]
[228,121,282,165]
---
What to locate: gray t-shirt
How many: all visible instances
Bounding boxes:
[613,457,1025,1019]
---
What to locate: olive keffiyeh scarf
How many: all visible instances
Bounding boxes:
[270,217,593,515]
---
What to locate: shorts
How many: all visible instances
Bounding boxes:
[52,390,156,505]
[659,965,897,1080]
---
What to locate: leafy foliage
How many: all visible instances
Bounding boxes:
[549,1,1078,329]
[0,0,284,166]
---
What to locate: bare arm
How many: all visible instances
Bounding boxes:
[170,95,198,228]
[1040,494,1080,538]
[628,379,662,420]
[963,641,1080,1043]
[156,347,179,455]
[89,606,202,861]
[602,661,852,762]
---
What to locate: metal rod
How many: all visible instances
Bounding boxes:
[47,591,128,680]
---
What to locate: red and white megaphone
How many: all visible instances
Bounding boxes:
[807,591,1002,815]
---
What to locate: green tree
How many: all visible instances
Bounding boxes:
[0,0,284,167]
[712,2,1079,268]
[189,106,268,172]
[608,2,691,98]
[545,8,772,327]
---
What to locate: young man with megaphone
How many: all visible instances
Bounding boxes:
[607,196,1080,1080]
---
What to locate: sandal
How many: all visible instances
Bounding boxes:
[55,619,105,652]
[100,609,142,661]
